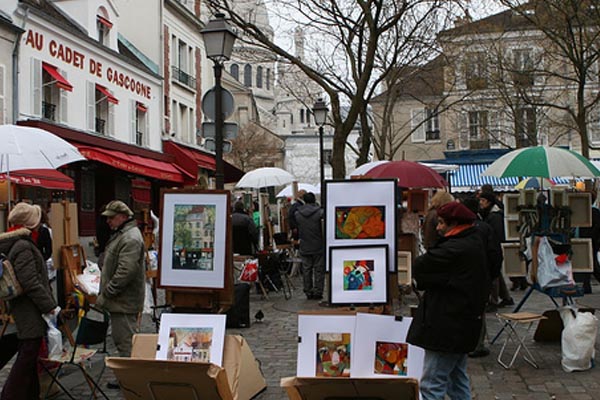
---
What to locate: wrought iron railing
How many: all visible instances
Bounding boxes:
[42,101,56,121]
[171,65,196,89]
[95,117,106,134]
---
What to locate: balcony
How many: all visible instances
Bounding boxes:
[42,101,56,121]
[426,129,440,141]
[469,139,490,150]
[95,117,106,134]
[172,65,196,90]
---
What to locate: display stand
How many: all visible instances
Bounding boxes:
[280,377,419,400]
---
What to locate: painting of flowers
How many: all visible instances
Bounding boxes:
[343,259,374,291]
[316,332,351,377]
[374,341,408,376]
[335,206,385,240]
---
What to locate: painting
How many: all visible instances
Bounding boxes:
[156,314,226,367]
[159,189,230,290]
[374,341,408,376]
[325,180,397,272]
[297,314,356,377]
[568,192,592,228]
[570,238,593,273]
[329,245,388,305]
[316,332,352,377]
[335,206,386,240]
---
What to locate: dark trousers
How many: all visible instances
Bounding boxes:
[1,337,42,400]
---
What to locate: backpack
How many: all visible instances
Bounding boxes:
[0,253,22,300]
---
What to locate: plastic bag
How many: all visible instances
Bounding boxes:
[143,279,154,315]
[239,259,259,282]
[42,306,63,360]
[559,307,598,372]
[537,236,573,289]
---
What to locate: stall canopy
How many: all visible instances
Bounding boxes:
[0,169,74,190]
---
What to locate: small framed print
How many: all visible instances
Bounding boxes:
[519,189,536,206]
[397,251,412,286]
[571,238,593,273]
[329,245,389,306]
[550,189,567,207]
[503,194,520,218]
[504,218,520,241]
[502,243,527,277]
[568,192,592,228]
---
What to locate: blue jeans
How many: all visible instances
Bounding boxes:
[420,350,471,400]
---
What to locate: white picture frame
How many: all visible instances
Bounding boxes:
[156,313,227,367]
[568,192,592,228]
[550,189,567,207]
[297,314,356,378]
[504,218,520,241]
[352,313,424,380]
[519,189,536,206]
[325,180,398,272]
[503,194,520,218]
[571,238,593,273]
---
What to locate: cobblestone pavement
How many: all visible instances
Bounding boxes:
[2,276,600,399]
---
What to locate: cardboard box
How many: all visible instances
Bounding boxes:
[280,377,419,400]
[106,334,266,400]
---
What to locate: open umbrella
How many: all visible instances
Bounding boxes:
[276,183,320,198]
[364,160,448,188]
[347,160,389,178]
[514,177,555,190]
[482,146,600,178]
[235,167,295,189]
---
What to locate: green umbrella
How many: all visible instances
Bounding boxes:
[482,146,600,179]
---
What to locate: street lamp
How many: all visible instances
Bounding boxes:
[313,98,328,191]
[201,13,237,189]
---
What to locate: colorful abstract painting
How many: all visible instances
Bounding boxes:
[374,341,408,376]
[172,204,216,271]
[343,259,374,291]
[335,206,386,240]
[316,333,351,377]
[166,327,213,363]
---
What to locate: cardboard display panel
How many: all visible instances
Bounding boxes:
[570,238,594,272]
[503,194,520,218]
[567,192,592,228]
[502,243,527,277]
[504,219,520,241]
[280,377,419,400]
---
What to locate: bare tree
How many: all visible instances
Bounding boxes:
[205,0,466,177]
[225,122,284,171]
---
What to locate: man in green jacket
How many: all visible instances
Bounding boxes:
[97,200,145,364]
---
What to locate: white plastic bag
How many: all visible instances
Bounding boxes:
[537,237,572,289]
[143,279,154,315]
[559,307,598,372]
[42,306,63,360]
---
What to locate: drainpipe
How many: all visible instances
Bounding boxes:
[12,7,29,123]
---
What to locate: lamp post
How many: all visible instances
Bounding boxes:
[313,99,328,191]
[201,14,237,189]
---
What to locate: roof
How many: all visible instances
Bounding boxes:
[439,4,536,37]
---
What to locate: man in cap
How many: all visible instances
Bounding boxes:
[96,200,145,388]
[407,202,489,399]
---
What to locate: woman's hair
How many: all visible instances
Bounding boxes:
[429,191,454,210]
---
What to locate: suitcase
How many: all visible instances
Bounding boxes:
[227,283,251,328]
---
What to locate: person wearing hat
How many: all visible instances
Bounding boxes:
[0,202,58,399]
[96,200,145,388]
[407,202,489,400]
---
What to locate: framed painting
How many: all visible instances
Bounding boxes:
[550,189,567,207]
[570,238,593,273]
[352,313,424,380]
[325,180,397,272]
[159,189,231,290]
[156,313,227,367]
[297,314,356,378]
[397,251,412,286]
[406,190,428,215]
[503,194,520,218]
[568,192,592,228]
[329,245,388,306]
[519,189,536,206]
[501,243,527,277]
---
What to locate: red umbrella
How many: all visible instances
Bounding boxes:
[364,160,448,188]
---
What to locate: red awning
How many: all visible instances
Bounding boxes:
[136,102,148,113]
[131,179,151,204]
[96,84,119,105]
[97,15,113,29]
[76,146,191,183]
[163,140,215,179]
[0,169,74,190]
[42,63,73,92]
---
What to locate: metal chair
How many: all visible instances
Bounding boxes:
[496,312,547,369]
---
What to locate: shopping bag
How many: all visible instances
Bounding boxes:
[559,307,598,372]
[536,237,573,289]
[42,307,63,360]
[239,259,259,282]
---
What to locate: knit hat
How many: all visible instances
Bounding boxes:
[437,202,476,224]
[101,200,133,217]
[8,202,42,229]
[479,191,496,204]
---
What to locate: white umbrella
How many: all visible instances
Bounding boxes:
[276,183,320,198]
[347,160,389,178]
[0,124,86,209]
[235,167,295,189]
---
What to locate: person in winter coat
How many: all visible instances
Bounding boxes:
[96,200,145,363]
[231,201,259,255]
[0,202,58,400]
[422,191,454,250]
[295,192,324,299]
[407,202,488,400]
[288,189,306,242]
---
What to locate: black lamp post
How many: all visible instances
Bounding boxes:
[201,14,237,189]
[313,99,328,190]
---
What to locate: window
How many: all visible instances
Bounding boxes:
[468,111,489,149]
[512,48,534,86]
[256,66,263,88]
[300,109,305,123]
[589,108,600,144]
[465,52,487,90]
[132,101,148,146]
[171,100,178,137]
[32,60,72,122]
[244,64,252,87]
[515,108,536,147]
[97,15,112,46]
[266,68,271,90]
[80,171,95,212]
[230,64,239,81]
[425,109,440,141]
[171,38,195,89]
[89,83,117,135]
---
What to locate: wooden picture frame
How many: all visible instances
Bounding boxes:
[397,251,412,286]
[504,219,520,241]
[550,189,567,207]
[570,238,594,273]
[567,192,592,228]
[503,194,520,218]
[519,189,536,206]
[502,243,527,277]
[407,190,428,215]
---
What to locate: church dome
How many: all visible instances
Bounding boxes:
[232,0,274,41]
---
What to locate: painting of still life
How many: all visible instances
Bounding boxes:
[172,204,216,271]
[374,341,408,376]
[167,327,213,363]
[343,259,374,291]
[335,206,386,240]
[316,332,351,377]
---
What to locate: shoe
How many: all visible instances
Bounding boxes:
[498,298,515,307]
[106,380,120,390]
[468,348,490,358]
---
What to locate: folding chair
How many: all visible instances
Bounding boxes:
[495,312,547,369]
[41,307,110,400]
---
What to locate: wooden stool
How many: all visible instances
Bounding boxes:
[496,312,547,369]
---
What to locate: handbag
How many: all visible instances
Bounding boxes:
[0,254,23,301]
